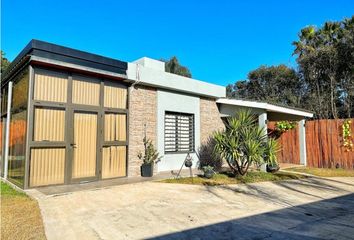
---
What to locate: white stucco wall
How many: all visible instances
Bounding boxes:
[156,90,200,172]
[219,104,265,117]
[126,61,225,99]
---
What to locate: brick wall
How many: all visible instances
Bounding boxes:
[128,85,157,177]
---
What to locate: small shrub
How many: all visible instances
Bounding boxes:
[198,138,223,171]
[202,165,214,172]
[342,119,353,152]
[263,138,280,166]
[138,137,162,165]
[202,165,215,179]
[275,121,297,132]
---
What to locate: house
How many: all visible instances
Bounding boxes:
[0,40,313,189]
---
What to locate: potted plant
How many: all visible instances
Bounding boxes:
[263,138,280,173]
[202,166,215,179]
[138,137,162,177]
[185,153,193,168]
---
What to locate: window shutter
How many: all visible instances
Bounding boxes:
[165,112,194,153]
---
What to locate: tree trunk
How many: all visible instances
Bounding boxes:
[315,75,324,119]
[239,161,250,176]
[226,156,240,175]
[329,75,338,119]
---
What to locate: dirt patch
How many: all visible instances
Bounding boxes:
[1,182,46,240]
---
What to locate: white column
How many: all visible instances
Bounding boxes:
[258,112,268,137]
[299,119,307,166]
[258,112,268,172]
[4,81,13,179]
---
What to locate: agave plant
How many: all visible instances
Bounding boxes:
[213,110,267,175]
[263,138,281,166]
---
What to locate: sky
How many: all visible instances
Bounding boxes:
[1,0,353,86]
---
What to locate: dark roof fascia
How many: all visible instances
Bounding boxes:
[1,39,128,85]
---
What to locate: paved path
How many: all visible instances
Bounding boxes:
[27,177,354,240]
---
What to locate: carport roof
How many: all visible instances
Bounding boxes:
[216,98,314,118]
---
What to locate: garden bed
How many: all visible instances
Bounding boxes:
[1,181,46,240]
[287,167,354,177]
[160,170,307,186]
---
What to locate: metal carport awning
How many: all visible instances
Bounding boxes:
[216,98,314,166]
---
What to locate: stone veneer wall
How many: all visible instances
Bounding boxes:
[200,97,225,144]
[199,97,225,168]
[128,85,157,177]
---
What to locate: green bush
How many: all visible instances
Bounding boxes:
[138,137,162,165]
[275,121,297,132]
[213,110,279,175]
[263,138,280,166]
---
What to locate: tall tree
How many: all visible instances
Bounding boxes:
[1,51,11,73]
[227,65,303,107]
[163,56,192,78]
[293,16,354,119]
[227,16,354,119]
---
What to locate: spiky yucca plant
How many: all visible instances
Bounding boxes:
[213,110,267,175]
[263,138,280,166]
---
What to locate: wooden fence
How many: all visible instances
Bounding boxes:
[269,119,354,169]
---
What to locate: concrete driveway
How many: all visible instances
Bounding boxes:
[27,177,354,240]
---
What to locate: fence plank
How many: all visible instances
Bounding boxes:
[269,119,354,169]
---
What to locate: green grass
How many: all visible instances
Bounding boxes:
[1,181,26,197]
[160,170,307,186]
[287,167,354,177]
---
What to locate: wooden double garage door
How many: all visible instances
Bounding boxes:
[29,69,127,187]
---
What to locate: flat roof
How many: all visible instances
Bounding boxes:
[217,98,313,118]
[2,40,226,99]
[126,61,226,99]
[2,39,128,85]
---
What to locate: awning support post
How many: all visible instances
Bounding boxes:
[258,112,268,172]
[299,119,307,166]
[258,112,268,137]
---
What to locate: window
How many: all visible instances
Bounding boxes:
[1,87,8,115]
[12,70,29,110]
[0,117,5,177]
[34,69,68,103]
[165,112,194,153]
[102,146,126,179]
[104,113,126,141]
[102,112,127,178]
[8,69,29,187]
[72,75,100,106]
[33,107,65,141]
[104,81,127,109]
[102,81,127,178]
[30,148,65,187]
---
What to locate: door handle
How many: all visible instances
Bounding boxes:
[70,143,77,148]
